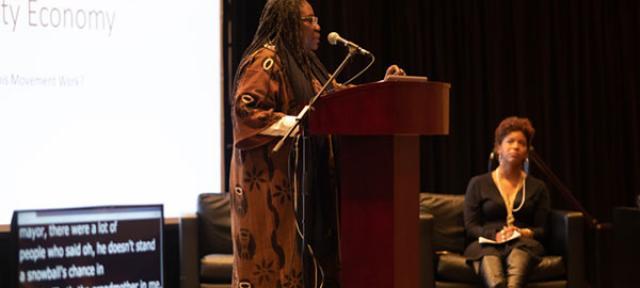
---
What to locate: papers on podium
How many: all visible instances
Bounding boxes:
[384,75,428,83]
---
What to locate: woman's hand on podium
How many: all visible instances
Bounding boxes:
[384,64,406,80]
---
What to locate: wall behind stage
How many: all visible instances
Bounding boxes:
[225,0,640,223]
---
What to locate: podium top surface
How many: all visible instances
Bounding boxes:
[309,80,450,136]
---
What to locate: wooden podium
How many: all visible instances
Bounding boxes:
[309,79,450,287]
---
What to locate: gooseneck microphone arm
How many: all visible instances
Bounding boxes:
[271,46,358,154]
[327,32,371,56]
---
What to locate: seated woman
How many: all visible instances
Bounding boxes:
[463,117,550,288]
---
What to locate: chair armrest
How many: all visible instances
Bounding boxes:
[179,213,199,288]
[420,213,435,288]
[549,210,585,288]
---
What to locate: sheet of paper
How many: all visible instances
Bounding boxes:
[479,230,521,245]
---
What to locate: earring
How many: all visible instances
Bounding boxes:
[524,157,530,174]
[488,152,495,172]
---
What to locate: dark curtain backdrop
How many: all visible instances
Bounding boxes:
[224,0,640,224]
[223,1,638,285]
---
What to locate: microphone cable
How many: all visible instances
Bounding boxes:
[343,53,375,85]
[287,134,326,288]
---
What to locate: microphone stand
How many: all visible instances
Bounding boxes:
[272,47,358,154]
[271,47,359,285]
[528,149,599,227]
[528,149,613,288]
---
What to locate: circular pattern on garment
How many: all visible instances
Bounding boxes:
[234,186,244,195]
[240,94,254,105]
[233,186,248,217]
[262,57,274,71]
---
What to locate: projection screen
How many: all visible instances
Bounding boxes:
[0,0,223,224]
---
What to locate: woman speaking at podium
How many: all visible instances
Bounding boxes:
[228,0,404,287]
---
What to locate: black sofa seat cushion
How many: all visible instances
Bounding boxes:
[436,252,566,284]
[196,193,233,286]
[200,253,233,283]
[420,193,466,253]
[436,253,481,284]
[198,193,232,256]
[529,256,565,282]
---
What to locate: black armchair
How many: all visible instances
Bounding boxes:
[419,193,585,288]
[179,193,232,288]
[613,206,640,288]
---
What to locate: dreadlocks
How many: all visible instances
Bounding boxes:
[233,0,314,96]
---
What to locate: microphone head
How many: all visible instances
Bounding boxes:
[327,32,340,45]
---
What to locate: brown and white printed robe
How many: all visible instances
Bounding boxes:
[229,46,339,288]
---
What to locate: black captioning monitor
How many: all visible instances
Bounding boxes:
[11,205,164,288]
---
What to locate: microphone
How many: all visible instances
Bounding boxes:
[327,32,371,55]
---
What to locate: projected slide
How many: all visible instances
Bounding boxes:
[0,0,222,224]
[14,206,164,287]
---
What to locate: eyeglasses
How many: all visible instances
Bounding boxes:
[301,16,319,26]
